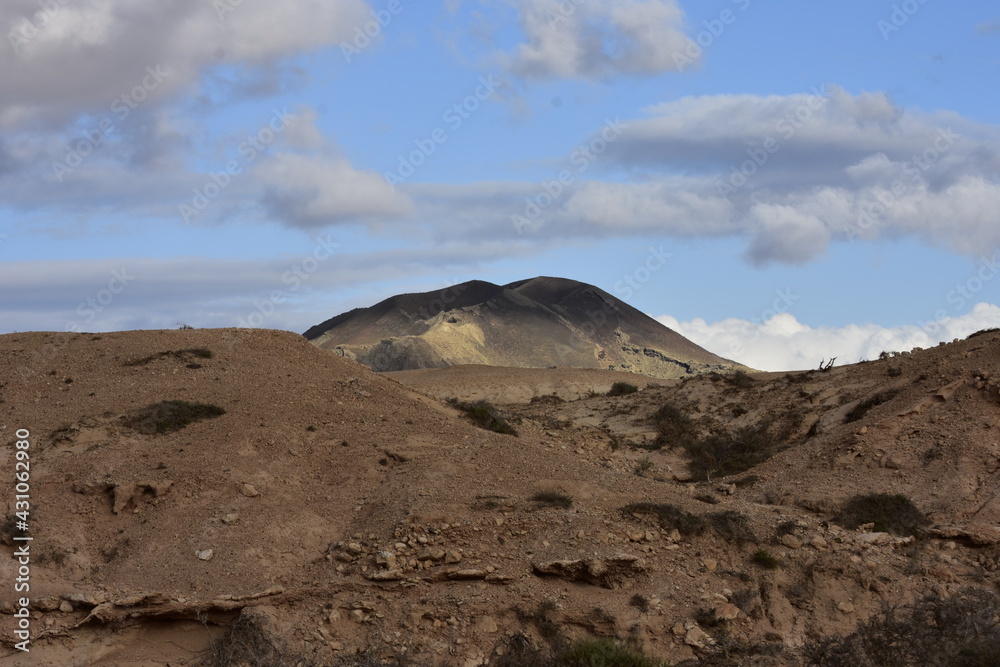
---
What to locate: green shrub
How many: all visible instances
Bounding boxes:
[531,490,573,509]
[558,638,669,667]
[652,403,694,449]
[607,382,639,396]
[836,493,926,536]
[751,549,780,569]
[622,502,706,536]
[450,399,519,436]
[683,424,773,481]
[634,457,653,476]
[125,400,225,434]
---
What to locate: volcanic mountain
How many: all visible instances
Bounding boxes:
[303,276,745,377]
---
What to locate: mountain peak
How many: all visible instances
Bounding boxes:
[304,277,745,378]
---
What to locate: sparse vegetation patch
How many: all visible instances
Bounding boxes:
[682,423,774,482]
[622,502,706,536]
[125,348,213,366]
[124,400,225,434]
[558,638,669,667]
[607,381,639,396]
[448,399,519,436]
[802,587,1000,666]
[710,510,757,545]
[531,490,573,509]
[751,548,780,569]
[726,370,755,388]
[835,493,927,536]
[843,389,901,423]
[652,402,694,449]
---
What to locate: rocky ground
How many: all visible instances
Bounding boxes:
[1,328,999,666]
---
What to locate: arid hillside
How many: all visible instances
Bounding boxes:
[1,327,1000,666]
[304,277,746,379]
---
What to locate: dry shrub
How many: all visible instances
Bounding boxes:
[802,587,1000,666]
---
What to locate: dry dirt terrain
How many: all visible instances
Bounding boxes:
[1,328,1000,666]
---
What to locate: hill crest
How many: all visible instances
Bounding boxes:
[304,276,745,378]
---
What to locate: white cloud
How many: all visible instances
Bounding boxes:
[0,0,371,127]
[500,0,694,80]
[600,86,1000,264]
[656,303,1000,372]
[256,152,413,228]
[0,241,544,335]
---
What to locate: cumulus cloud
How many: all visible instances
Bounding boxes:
[596,86,1000,264]
[0,0,371,127]
[256,152,412,228]
[657,304,1000,372]
[500,0,694,80]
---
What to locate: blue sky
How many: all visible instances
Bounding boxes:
[1,0,998,370]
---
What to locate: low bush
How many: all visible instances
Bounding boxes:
[844,389,901,423]
[211,610,318,667]
[449,399,519,436]
[835,493,926,537]
[710,510,757,545]
[622,502,706,536]
[558,638,669,667]
[124,400,225,434]
[634,457,653,476]
[607,382,639,396]
[683,424,773,481]
[652,403,694,449]
[531,490,573,509]
[727,370,755,389]
[125,348,213,366]
[751,549,780,569]
[802,587,1000,666]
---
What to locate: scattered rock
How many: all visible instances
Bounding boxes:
[32,597,61,612]
[240,483,259,498]
[59,600,74,613]
[476,616,498,633]
[197,549,214,561]
[685,625,713,649]
[532,553,645,589]
[935,379,965,401]
[780,534,802,550]
[447,569,488,580]
[713,603,740,621]
[810,536,828,549]
[932,525,1000,546]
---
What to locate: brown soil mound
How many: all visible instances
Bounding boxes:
[1,328,999,665]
